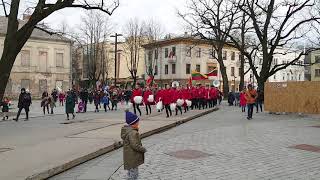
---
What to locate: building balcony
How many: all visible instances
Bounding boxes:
[167,56,177,63]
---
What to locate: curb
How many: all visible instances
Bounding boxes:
[26,107,219,180]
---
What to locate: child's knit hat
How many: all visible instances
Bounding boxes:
[125,109,139,125]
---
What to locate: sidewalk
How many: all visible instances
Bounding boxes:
[51,104,320,180]
[0,104,218,180]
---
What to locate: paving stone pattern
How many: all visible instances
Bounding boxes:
[51,104,320,180]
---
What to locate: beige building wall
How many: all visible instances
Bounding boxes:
[0,36,71,98]
[144,37,241,91]
[309,50,320,81]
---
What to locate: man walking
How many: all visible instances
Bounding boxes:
[14,88,32,121]
[245,84,257,120]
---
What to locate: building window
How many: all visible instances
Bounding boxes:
[56,53,64,67]
[154,49,158,59]
[165,48,169,58]
[196,48,201,58]
[186,47,191,57]
[21,79,30,90]
[209,48,215,59]
[315,69,320,77]
[298,74,301,80]
[231,51,235,61]
[196,64,201,72]
[56,80,63,91]
[154,65,158,75]
[171,47,176,56]
[315,56,320,63]
[165,64,168,74]
[39,79,47,92]
[238,68,241,76]
[223,51,227,60]
[172,64,176,74]
[186,64,191,74]
[274,75,276,80]
[283,73,285,81]
[231,67,235,76]
[21,50,30,66]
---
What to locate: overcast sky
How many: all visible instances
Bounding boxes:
[39,0,187,35]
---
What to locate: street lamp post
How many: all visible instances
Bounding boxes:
[110,33,123,86]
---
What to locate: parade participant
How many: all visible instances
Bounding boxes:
[0,97,9,120]
[191,86,198,110]
[131,84,142,116]
[58,92,65,106]
[88,90,93,104]
[102,93,110,112]
[41,91,50,115]
[48,95,55,114]
[14,88,32,121]
[209,86,218,108]
[198,84,205,110]
[245,84,257,120]
[93,91,101,112]
[163,84,172,118]
[51,89,58,103]
[228,91,235,106]
[174,86,183,115]
[66,91,75,120]
[204,85,210,109]
[218,89,223,105]
[80,88,89,112]
[182,85,190,113]
[240,89,247,112]
[124,87,132,105]
[121,109,146,180]
[256,89,264,113]
[143,86,153,115]
[155,87,163,112]
[111,89,119,111]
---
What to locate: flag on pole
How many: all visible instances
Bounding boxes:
[206,68,218,77]
[191,71,208,80]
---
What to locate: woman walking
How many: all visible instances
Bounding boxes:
[240,89,247,112]
[66,91,75,120]
[143,87,153,115]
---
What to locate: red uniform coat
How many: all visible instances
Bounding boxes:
[162,89,173,105]
[131,88,142,103]
[240,92,247,107]
[143,90,153,105]
[155,89,162,102]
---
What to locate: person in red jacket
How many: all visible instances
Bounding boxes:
[174,86,183,115]
[198,84,205,110]
[209,86,216,108]
[204,85,210,109]
[131,84,142,116]
[162,84,172,118]
[143,86,153,115]
[191,86,198,110]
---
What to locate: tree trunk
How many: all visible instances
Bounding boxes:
[0,47,19,100]
[239,54,245,91]
[217,48,229,97]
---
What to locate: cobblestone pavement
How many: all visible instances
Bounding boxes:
[51,104,320,180]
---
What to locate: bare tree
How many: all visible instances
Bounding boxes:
[144,19,165,79]
[179,0,240,96]
[78,11,112,86]
[123,18,146,86]
[224,0,320,90]
[0,0,119,101]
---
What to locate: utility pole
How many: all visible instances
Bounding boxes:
[110,33,123,86]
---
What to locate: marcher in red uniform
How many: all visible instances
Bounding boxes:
[162,85,172,118]
[204,85,210,109]
[209,86,217,108]
[131,84,142,116]
[198,85,206,110]
[143,86,153,115]
[181,85,189,113]
[174,86,183,115]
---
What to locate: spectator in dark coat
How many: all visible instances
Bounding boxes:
[14,88,32,121]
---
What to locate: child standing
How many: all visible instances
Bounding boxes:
[121,110,146,180]
[1,97,9,120]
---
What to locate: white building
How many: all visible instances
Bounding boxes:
[143,36,242,91]
[244,48,305,87]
